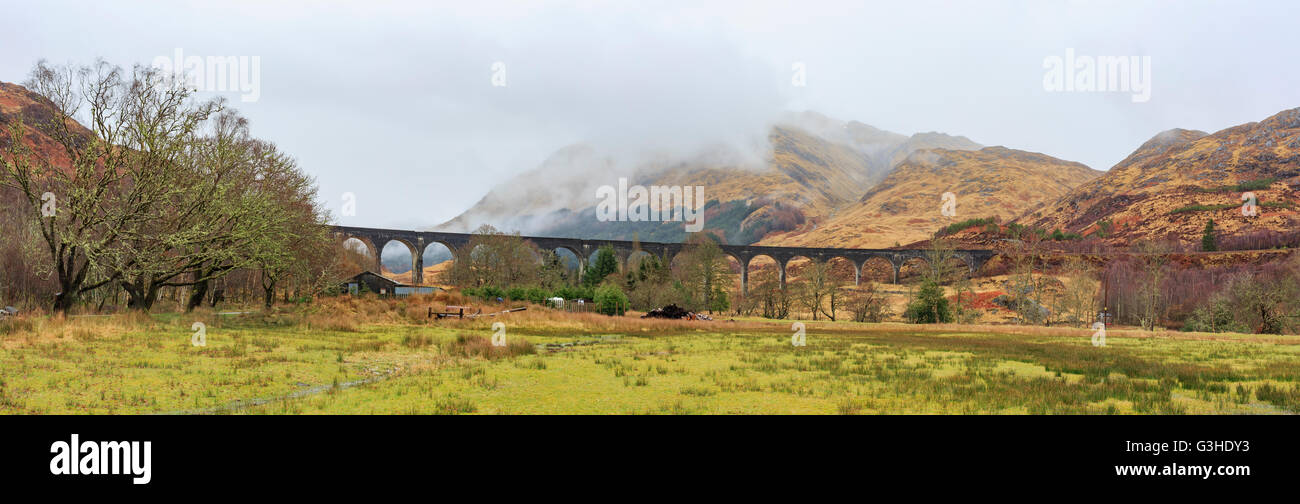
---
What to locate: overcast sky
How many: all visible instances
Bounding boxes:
[3,0,1297,229]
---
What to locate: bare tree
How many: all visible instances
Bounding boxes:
[952,273,978,324]
[441,225,540,288]
[1057,256,1098,327]
[1134,240,1171,330]
[794,259,841,320]
[923,237,958,286]
[674,234,734,313]
[1006,234,1046,325]
[847,282,891,322]
[752,267,790,319]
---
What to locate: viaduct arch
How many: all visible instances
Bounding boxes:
[332,225,997,291]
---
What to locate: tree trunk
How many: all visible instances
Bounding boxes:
[52,255,90,313]
[262,274,277,309]
[123,277,161,311]
[186,278,209,312]
[52,289,77,313]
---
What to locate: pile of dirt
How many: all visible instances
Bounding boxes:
[642,304,691,319]
[640,305,715,320]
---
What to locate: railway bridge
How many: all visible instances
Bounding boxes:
[332,225,998,293]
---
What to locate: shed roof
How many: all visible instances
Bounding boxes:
[348,271,401,287]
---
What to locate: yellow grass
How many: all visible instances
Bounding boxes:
[1,296,1297,414]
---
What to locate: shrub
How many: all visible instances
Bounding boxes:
[554,285,595,302]
[523,287,549,304]
[594,284,629,316]
[935,217,998,237]
[1182,298,1245,333]
[904,279,952,324]
[1095,219,1114,238]
[472,285,504,301]
[1169,203,1237,214]
[1196,177,1276,193]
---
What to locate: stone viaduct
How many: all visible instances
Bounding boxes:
[332,225,998,293]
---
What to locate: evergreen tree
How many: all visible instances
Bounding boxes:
[1202,219,1218,252]
[583,245,619,287]
[904,278,953,323]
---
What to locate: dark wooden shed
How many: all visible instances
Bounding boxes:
[341,271,400,295]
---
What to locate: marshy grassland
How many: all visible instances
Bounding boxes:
[1,295,1298,415]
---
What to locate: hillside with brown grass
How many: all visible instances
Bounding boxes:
[0,81,93,167]
[1024,108,1300,246]
[759,146,1101,248]
[382,260,454,288]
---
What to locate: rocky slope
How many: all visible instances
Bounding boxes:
[1024,108,1300,246]
[759,146,1102,248]
[0,81,92,167]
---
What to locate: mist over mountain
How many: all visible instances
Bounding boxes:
[436,110,981,245]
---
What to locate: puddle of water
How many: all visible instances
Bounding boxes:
[159,373,394,415]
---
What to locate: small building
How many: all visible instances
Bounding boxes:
[341,271,438,297]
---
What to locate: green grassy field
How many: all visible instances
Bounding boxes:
[2,299,1298,414]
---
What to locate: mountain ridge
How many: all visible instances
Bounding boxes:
[437,111,983,245]
[1023,108,1300,246]
[759,145,1102,248]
